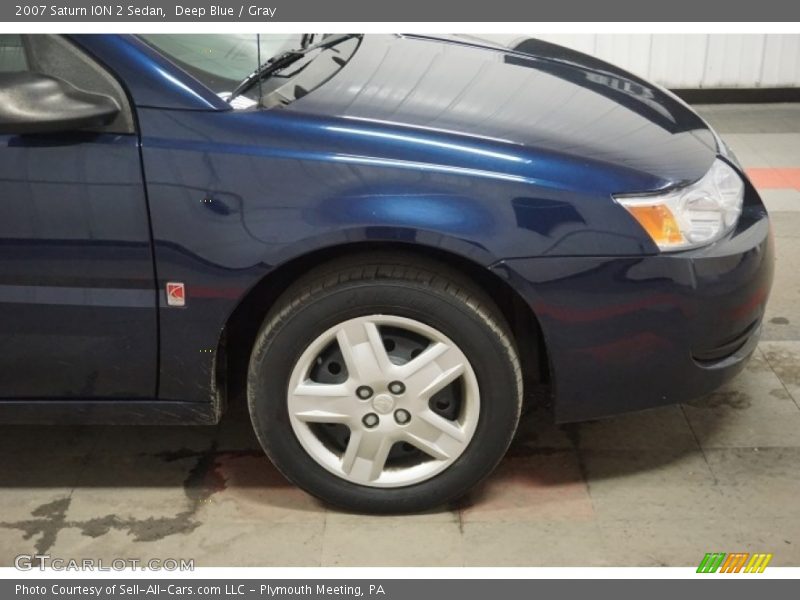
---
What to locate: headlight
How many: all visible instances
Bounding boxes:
[615,159,744,251]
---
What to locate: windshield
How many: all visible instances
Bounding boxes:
[140,34,360,108]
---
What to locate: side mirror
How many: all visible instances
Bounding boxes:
[0,71,120,135]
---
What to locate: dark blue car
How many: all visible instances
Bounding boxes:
[0,33,773,512]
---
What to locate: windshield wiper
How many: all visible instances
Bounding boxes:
[227,34,361,105]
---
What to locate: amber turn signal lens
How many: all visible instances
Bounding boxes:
[625,204,684,246]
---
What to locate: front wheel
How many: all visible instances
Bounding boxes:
[247,255,522,513]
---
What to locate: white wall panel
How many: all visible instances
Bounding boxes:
[761,35,800,87]
[647,34,709,88]
[703,34,766,87]
[482,34,800,89]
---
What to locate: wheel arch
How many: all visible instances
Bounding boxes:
[214,241,551,415]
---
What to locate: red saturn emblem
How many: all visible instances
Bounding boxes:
[166,282,186,307]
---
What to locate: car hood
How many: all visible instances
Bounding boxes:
[290,34,718,191]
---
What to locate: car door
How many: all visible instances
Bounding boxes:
[0,34,157,399]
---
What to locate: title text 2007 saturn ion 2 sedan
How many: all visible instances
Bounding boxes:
[0,34,773,512]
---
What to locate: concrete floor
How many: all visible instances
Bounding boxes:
[2,104,800,568]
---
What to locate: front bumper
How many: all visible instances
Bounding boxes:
[494,181,774,422]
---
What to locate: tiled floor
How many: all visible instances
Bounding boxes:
[1,104,799,568]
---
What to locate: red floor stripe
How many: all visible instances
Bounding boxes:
[746,167,800,190]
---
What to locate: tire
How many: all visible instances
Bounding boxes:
[247,253,523,513]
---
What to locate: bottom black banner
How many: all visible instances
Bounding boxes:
[3,579,794,600]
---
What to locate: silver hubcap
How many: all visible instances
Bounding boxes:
[287,315,480,487]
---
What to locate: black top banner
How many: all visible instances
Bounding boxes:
[2,0,800,22]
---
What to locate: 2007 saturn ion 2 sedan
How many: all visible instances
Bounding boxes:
[0,34,773,512]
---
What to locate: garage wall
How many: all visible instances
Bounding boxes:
[482,34,800,89]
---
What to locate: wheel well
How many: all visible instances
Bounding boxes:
[215,242,551,414]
